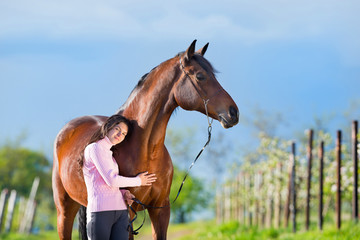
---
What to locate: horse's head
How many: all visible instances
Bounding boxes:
[174,40,239,129]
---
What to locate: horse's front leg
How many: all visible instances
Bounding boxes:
[147,205,170,240]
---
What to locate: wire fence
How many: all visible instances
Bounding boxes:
[216,120,359,232]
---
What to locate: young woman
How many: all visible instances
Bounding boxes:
[83,114,157,240]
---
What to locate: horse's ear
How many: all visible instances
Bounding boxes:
[184,39,197,62]
[197,43,209,56]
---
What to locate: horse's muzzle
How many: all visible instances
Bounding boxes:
[219,106,239,129]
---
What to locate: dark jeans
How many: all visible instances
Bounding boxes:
[87,210,129,240]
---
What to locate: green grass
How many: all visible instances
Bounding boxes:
[1,220,359,240]
[0,230,79,240]
[176,220,360,240]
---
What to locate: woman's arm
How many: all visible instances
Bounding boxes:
[87,143,141,188]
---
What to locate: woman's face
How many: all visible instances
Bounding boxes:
[107,122,129,145]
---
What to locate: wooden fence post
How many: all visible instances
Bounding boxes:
[224,185,231,222]
[284,151,293,228]
[265,169,274,228]
[233,175,238,222]
[248,174,253,226]
[19,177,40,233]
[244,173,249,226]
[336,130,342,229]
[4,190,17,232]
[290,142,297,233]
[244,173,248,225]
[216,187,222,224]
[254,172,261,227]
[27,201,37,233]
[352,120,358,222]
[0,189,9,233]
[238,172,244,224]
[17,197,26,232]
[305,129,313,230]
[242,173,247,225]
[237,174,242,222]
[255,171,265,228]
[274,162,282,228]
[230,181,234,221]
[318,141,324,230]
[232,179,238,221]
[259,172,266,228]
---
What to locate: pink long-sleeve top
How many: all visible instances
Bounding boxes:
[83,136,141,213]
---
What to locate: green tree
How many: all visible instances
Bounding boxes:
[0,144,51,199]
[0,140,55,230]
[166,127,210,223]
[170,166,209,223]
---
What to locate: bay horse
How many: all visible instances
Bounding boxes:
[52,40,239,240]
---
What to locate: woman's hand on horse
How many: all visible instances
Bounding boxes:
[137,172,157,186]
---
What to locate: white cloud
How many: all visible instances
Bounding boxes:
[1,0,359,64]
[0,0,357,40]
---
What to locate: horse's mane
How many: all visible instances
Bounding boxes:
[117,66,157,113]
[135,52,217,92]
[135,66,157,89]
[118,52,217,113]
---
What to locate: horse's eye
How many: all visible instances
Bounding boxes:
[196,73,206,81]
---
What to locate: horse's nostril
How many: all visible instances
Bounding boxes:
[229,106,238,119]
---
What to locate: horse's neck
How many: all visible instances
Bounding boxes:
[118,58,179,149]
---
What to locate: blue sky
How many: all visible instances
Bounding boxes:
[1,0,359,172]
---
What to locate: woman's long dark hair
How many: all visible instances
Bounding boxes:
[88,114,132,145]
[78,114,132,168]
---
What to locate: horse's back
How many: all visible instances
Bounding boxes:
[53,115,107,204]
